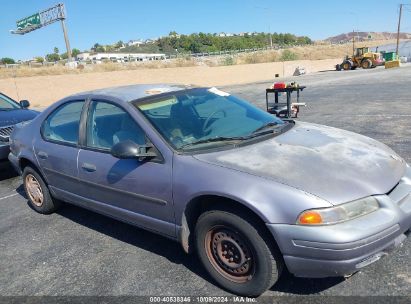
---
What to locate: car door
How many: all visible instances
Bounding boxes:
[34,100,85,197]
[76,100,175,237]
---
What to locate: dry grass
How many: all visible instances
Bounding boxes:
[225,39,399,65]
[0,39,401,79]
[0,58,198,79]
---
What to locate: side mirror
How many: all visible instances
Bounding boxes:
[110,140,157,160]
[19,100,30,108]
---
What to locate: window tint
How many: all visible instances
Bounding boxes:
[43,101,84,144]
[87,101,145,150]
[140,96,177,117]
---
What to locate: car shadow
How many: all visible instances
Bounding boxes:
[0,162,18,181]
[56,203,212,283]
[270,270,345,295]
[54,203,344,295]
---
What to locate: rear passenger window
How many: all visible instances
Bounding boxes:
[42,101,84,144]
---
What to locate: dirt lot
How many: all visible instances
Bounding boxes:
[0,65,410,299]
[0,58,340,107]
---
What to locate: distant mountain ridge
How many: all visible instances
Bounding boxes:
[324,32,411,43]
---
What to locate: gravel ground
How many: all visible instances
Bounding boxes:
[0,65,410,299]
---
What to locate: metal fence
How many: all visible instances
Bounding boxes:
[0,44,305,69]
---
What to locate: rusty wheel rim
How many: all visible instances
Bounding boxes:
[205,226,255,283]
[25,174,44,207]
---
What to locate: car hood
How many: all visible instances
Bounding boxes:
[194,121,406,205]
[0,109,38,127]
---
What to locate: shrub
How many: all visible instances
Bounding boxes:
[221,55,235,66]
[280,50,298,61]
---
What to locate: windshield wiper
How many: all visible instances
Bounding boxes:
[251,122,280,134]
[180,136,245,149]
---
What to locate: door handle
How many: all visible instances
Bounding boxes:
[81,163,96,172]
[37,151,48,160]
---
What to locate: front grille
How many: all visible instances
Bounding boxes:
[0,125,14,142]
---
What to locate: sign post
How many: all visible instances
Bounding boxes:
[11,3,73,62]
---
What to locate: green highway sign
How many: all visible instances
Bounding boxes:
[17,13,41,30]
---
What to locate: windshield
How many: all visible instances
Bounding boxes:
[0,94,20,110]
[135,88,287,150]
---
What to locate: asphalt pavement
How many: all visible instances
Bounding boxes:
[0,64,410,298]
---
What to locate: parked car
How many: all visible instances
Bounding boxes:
[8,84,411,296]
[0,92,38,161]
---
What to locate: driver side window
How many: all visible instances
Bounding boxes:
[86,101,146,150]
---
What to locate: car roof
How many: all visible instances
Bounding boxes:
[70,84,195,103]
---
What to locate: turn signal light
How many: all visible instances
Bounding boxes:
[296,197,379,226]
[297,211,323,225]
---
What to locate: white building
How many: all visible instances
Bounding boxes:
[128,40,145,47]
[77,52,166,62]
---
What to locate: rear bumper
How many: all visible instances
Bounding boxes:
[267,164,411,278]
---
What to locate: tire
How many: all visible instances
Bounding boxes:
[22,166,61,214]
[361,59,372,69]
[336,64,342,71]
[342,61,352,70]
[195,209,282,297]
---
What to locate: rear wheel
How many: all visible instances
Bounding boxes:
[195,210,282,297]
[23,166,61,214]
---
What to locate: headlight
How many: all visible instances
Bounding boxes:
[296,197,379,225]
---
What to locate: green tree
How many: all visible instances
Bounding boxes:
[34,56,44,63]
[93,43,105,52]
[115,40,124,49]
[53,47,59,54]
[0,57,15,64]
[46,53,60,62]
[72,48,81,57]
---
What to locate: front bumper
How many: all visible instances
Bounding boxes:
[0,143,10,161]
[8,152,21,175]
[267,164,411,278]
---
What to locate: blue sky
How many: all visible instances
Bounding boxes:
[1,0,409,60]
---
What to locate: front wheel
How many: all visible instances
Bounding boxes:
[195,210,282,297]
[361,59,372,69]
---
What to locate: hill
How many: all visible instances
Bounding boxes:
[324,32,411,43]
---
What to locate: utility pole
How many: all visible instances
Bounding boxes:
[396,4,403,57]
[61,19,72,61]
[269,25,273,48]
[352,30,355,56]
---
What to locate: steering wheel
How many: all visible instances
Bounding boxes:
[202,109,227,133]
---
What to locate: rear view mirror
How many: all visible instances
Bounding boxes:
[20,100,30,108]
[110,140,157,160]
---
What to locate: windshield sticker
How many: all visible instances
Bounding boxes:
[208,87,230,97]
[138,97,178,111]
